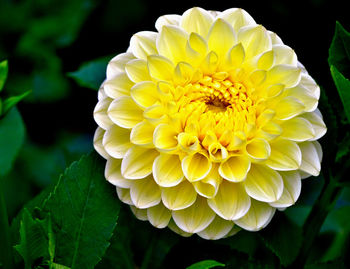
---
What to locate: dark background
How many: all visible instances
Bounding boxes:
[0,0,349,222]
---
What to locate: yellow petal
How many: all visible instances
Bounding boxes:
[273,96,305,120]
[257,50,275,70]
[280,117,315,141]
[121,146,159,179]
[234,199,275,231]
[193,164,222,198]
[300,110,327,141]
[237,25,271,59]
[273,44,297,66]
[174,62,194,85]
[186,32,208,63]
[108,96,144,129]
[143,103,167,123]
[244,164,283,202]
[270,171,301,208]
[178,132,201,153]
[94,97,114,130]
[93,127,109,159]
[197,215,234,240]
[105,158,132,188]
[157,25,188,64]
[208,181,251,220]
[299,74,320,99]
[172,196,215,233]
[153,124,179,152]
[266,140,302,170]
[168,219,192,237]
[153,153,184,187]
[269,31,283,45]
[299,141,321,176]
[284,84,318,112]
[207,19,236,59]
[107,52,135,79]
[208,142,228,162]
[222,43,245,70]
[104,72,133,99]
[130,31,158,60]
[130,205,148,221]
[182,152,212,182]
[219,8,256,32]
[180,7,213,37]
[162,180,197,210]
[147,203,172,228]
[266,64,301,88]
[117,188,133,205]
[246,138,271,160]
[249,70,266,86]
[147,55,174,81]
[125,59,152,83]
[155,14,181,32]
[130,176,161,209]
[219,155,251,182]
[130,120,155,147]
[103,124,132,158]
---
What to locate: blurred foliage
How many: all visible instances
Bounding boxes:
[0,0,350,268]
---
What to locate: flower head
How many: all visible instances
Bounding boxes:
[94,7,326,239]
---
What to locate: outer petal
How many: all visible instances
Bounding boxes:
[121,146,159,179]
[208,181,251,220]
[105,158,132,188]
[270,171,301,208]
[147,203,172,228]
[244,164,283,202]
[234,200,276,231]
[153,153,184,187]
[153,124,179,152]
[300,110,327,141]
[193,164,222,198]
[218,155,251,182]
[130,206,148,221]
[219,8,256,32]
[280,117,315,142]
[272,44,297,66]
[94,97,114,130]
[162,180,197,210]
[266,140,302,171]
[130,31,158,60]
[104,73,133,99]
[172,197,216,233]
[246,138,271,160]
[130,120,155,148]
[108,96,144,129]
[117,188,133,205]
[147,55,175,81]
[197,216,234,240]
[168,219,192,237]
[130,81,159,108]
[93,127,109,159]
[181,7,214,37]
[103,124,132,158]
[130,176,161,209]
[182,152,212,182]
[266,65,301,88]
[273,96,305,120]
[299,141,322,176]
[155,14,182,32]
[125,59,152,83]
[107,53,135,79]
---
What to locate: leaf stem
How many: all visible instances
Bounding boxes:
[0,178,14,269]
[291,168,342,268]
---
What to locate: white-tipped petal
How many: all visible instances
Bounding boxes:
[130,120,155,148]
[94,98,114,130]
[104,73,133,99]
[130,31,158,60]
[107,53,135,79]
[266,140,302,171]
[182,152,212,182]
[162,180,197,210]
[155,14,182,32]
[147,203,172,228]
[93,127,109,159]
[299,141,322,176]
[197,215,234,240]
[220,8,256,32]
[117,188,133,205]
[103,125,132,158]
[130,177,161,209]
[130,206,148,221]
[219,155,251,182]
[153,154,184,187]
[181,7,214,37]
[105,158,132,188]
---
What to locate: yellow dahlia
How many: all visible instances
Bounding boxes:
[93,7,326,239]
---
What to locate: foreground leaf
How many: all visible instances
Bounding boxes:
[259,213,302,266]
[42,152,121,269]
[68,57,110,90]
[2,90,31,115]
[14,209,50,269]
[186,260,225,269]
[0,107,25,176]
[0,60,8,92]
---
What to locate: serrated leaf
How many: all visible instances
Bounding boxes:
[42,152,120,269]
[259,213,302,266]
[14,209,50,269]
[330,65,350,122]
[0,60,8,92]
[186,260,225,269]
[0,107,25,176]
[2,90,31,115]
[68,57,110,90]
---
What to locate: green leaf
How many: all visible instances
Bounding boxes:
[259,213,302,266]
[2,90,31,115]
[330,65,350,122]
[305,259,346,269]
[14,209,50,269]
[42,152,120,269]
[68,57,110,90]
[0,60,8,92]
[328,21,350,75]
[186,260,225,269]
[0,107,25,177]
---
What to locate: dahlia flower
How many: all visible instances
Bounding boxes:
[94,7,326,239]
